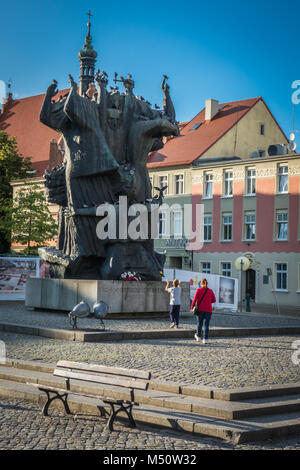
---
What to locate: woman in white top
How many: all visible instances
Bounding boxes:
[165,279,181,328]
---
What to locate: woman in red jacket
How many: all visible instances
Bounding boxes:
[191,278,216,344]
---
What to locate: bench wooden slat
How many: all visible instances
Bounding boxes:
[53,369,149,391]
[27,383,136,404]
[56,361,151,381]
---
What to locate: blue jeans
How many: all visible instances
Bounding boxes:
[170,305,180,325]
[196,311,211,339]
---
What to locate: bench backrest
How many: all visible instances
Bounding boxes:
[54,361,151,392]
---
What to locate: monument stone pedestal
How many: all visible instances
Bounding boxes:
[25,278,190,317]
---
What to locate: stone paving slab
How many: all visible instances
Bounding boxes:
[1,377,300,444]
[2,362,300,423]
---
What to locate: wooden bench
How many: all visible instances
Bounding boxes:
[28,361,151,431]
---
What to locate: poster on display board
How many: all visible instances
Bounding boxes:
[163,269,238,311]
[0,257,50,300]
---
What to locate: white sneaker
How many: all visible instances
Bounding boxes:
[202,339,208,344]
[194,334,200,342]
[170,323,176,329]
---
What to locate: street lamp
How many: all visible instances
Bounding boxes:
[234,256,251,313]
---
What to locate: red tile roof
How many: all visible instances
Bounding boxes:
[0,91,67,176]
[0,93,288,176]
[147,97,287,168]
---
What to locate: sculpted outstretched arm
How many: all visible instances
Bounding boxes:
[40,80,59,129]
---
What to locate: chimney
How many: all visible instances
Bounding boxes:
[1,92,13,114]
[49,139,64,170]
[205,99,219,121]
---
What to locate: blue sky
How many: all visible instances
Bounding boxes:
[0,0,299,138]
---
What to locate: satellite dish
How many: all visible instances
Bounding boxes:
[289,141,297,152]
[250,151,259,159]
[290,133,295,141]
[234,256,251,271]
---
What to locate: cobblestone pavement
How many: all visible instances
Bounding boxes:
[1,301,300,332]
[1,303,300,450]
[0,399,300,450]
[0,331,299,388]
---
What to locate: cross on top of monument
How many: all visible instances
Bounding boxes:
[87,10,92,22]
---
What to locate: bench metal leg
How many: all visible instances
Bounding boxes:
[97,405,108,418]
[40,389,71,416]
[104,402,136,431]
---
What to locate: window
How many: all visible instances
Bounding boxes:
[221,262,232,277]
[276,211,288,240]
[175,174,184,195]
[222,213,232,241]
[203,171,213,198]
[260,124,265,135]
[149,176,153,194]
[245,212,256,241]
[204,214,212,242]
[278,165,288,193]
[246,167,256,195]
[276,263,287,290]
[258,150,266,158]
[159,211,167,237]
[173,210,183,237]
[201,262,211,274]
[159,175,168,194]
[223,170,233,197]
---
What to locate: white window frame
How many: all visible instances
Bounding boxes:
[245,167,256,196]
[244,212,256,241]
[278,164,289,194]
[173,209,183,238]
[158,175,168,195]
[276,210,288,241]
[201,262,211,274]
[203,171,213,199]
[174,174,184,195]
[158,211,167,238]
[220,262,232,277]
[204,214,212,242]
[149,176,153,195]
[275,262,288,291]
[223,170,233,197]
[222,213,233,241]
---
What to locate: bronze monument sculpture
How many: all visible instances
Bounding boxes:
[39,17,179,281]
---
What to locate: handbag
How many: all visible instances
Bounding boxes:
[192,288,208,315]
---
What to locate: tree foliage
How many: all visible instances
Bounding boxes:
[9,184,57,252]
[0,130,33,251]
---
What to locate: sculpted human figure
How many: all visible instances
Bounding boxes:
[161,75,176,123]
[40,68,179,280]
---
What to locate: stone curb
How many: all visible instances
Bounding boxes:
[1,322,300,342]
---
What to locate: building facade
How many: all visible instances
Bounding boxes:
[148,97,300,308]
[191,154,300,307]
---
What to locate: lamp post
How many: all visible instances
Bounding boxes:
[234,256,251,314]
[240,259,243,313]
